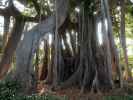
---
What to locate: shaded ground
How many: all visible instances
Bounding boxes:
[37,81,133,100]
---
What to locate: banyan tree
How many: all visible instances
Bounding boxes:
[0,0,131,94]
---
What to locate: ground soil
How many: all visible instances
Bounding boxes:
[36,81,133,100]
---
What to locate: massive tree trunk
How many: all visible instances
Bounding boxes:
[13,17,55,93]
[120,0,132,80]
[12,0,68,93]
[0,17,25,79]
[0,0,42,80]
[59,1,113,93]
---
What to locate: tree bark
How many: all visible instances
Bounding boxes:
[12,0,68,93]
[60,1,113,93]
[3,16,10,48]
[52,3,60,85]
[120,0,132,80]
[13,19,54,93]
[0,17,25,79]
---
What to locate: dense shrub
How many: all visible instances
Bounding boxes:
[0,80,21,100]
[0,80,68,100]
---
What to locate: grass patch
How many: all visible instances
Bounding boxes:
[104,96,133,100]
[0,80,68,100]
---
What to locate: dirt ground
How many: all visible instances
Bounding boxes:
[36,81,133,100]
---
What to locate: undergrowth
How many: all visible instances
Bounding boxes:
[104,96,133,100]
[0,80,68,100]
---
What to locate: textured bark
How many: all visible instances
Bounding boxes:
[14,17,55,93]
[41,41,48,81]
[45,43,53,83]
[0,0,48,79]
[53,0,59,87]
[3,16,10,48]
[52,0,69,87]
[12,0,68,93]
[101,0,113,85]
[60,1,113,93]
[34,44,39,81]
[54,18,75,83]
[69,32,76,56]
[102,0,123,87]
[60,9,95,91]
[61,34,72,56]
[0,17,25,79]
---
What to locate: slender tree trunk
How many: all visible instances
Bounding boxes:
[3,16,10,48]
[42,40,49,81]
[69,32,76,56]
[46,42,53,82]
[52,0,59,87]
[103,0,123,87]
[61,34,72,56]
[120,0,132,80]
[35,44,39,81]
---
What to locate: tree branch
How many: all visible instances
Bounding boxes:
[0,4,46,22]
[23,15,47,22]
[0,8,6,16]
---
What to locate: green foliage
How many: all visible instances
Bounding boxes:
[104,96,133,100]
[125,11,133,38]
[126,4,133,16]
[0,80,68,100]
[0,80,21,100]
[70,0,96,16]
[6,95,68,100]
[82,0,95,15]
